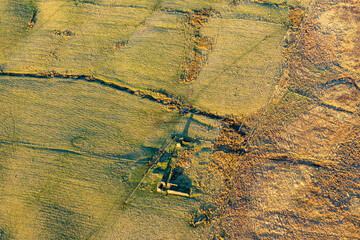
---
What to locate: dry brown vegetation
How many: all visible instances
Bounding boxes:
[114,41,128,50]
[206,0,360,239]
[53,30,75,37]
[180,10,215,84]
[26,5,36,30]
[231,0,288,8]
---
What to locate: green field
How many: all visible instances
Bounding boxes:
[0,75,224,238]
[0,75,172,238]
[1,0,292,116]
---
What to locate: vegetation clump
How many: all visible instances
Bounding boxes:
[53,30,75,37]
[180,9,216,84]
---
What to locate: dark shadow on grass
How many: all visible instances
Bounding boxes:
[40,201,91,240]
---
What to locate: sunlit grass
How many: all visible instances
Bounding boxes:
[0,0,296,238]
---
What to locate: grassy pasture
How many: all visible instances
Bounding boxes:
[96,114,223,239]
[0,0,34,63]
[0,76,176,157]
[1,0,289,116]
[96,10,187,91]
[3,0,156,74]
[0,0,297,238]
[0,75,176,239]
[0,75,223,239]
[97,1,288,116]
[190,17,285,115]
